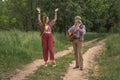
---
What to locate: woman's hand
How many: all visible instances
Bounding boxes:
[36,7,41,22]
[36,7,41,13]
[55,8,59,12]
[54,8,59,21]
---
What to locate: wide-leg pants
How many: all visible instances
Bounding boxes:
[42,33,54,62]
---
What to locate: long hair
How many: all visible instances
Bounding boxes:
[42,16,48,25]
[40,16,48,35]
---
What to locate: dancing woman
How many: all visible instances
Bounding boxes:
[36,7,59,67]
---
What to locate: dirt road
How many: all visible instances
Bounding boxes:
[63,39,106,80]
[10,39,98,80]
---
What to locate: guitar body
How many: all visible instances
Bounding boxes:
[68,33,77,42]
[68,24,84,42]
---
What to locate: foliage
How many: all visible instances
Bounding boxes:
[0,0,120,33]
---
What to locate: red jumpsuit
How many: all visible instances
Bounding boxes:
[38,20,56,62]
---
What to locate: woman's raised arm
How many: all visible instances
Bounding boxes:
[54,8,59,21]
[36,7,41,22]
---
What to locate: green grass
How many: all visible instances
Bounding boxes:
[29,53,74,80]
[84,32,107,41]
[89,34,120,80]
[0,30,70,79]
[0,30,107,79]
[28,39,98,80]
[54,33,70,52]
[0,30,41,79]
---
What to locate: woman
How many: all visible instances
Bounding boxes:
[36,7,59,67]
[68,16,86,70]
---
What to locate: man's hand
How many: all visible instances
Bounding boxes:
[68,32,72,35]
[77,26,83,33]
[36,7,41,13]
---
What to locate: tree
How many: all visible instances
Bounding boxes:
[105,0,120,32]
[0,0,120,33]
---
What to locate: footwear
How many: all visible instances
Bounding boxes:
[44,62,48,67]
[73,66,79,69]
[80,67,83,71]
[52,64,56,67]
[51,61,56,67]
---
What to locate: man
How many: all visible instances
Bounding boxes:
[68,16,86,70]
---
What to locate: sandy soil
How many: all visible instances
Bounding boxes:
[63,39,106,80]
[10,39,98,80]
